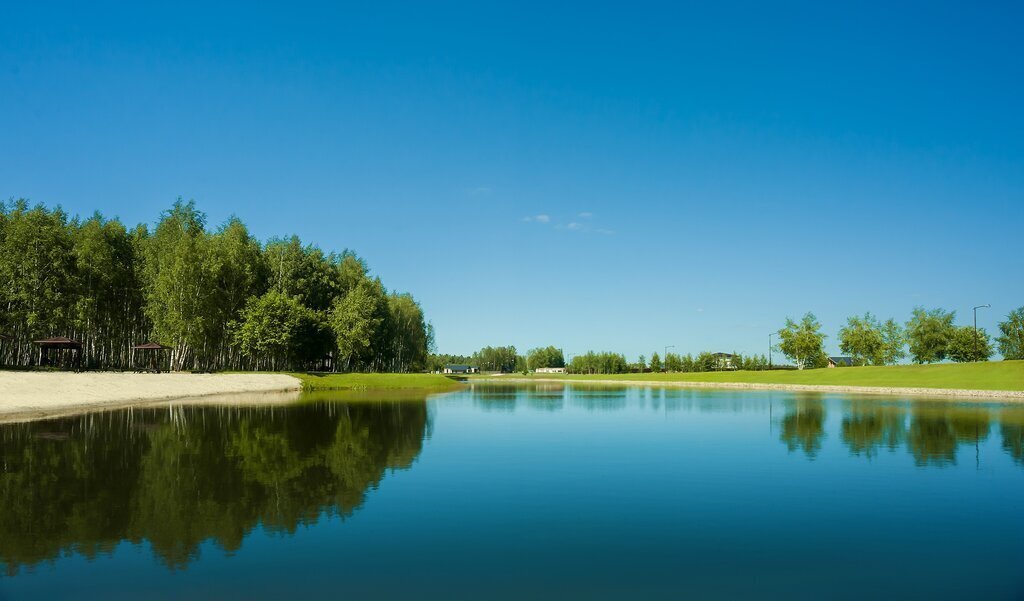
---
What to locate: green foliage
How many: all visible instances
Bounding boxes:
[378,293,431,373]
[143,200,218,370]
[0,201,77,343]
[426,353,474,372]
[946,326,993,363]
[838,313,905,366]
[329,278,388,370]
[664,352,682,372]
[778,313,827,369]
[0,200,429,373]
[568,351,629,374]
[695,351,718,372]
[473,346,519,372]
[232,292,327,370]
[905,307,955,364]
[740,354,770,370]
[996,307,1024,360]
[526,346,565,369]
[649,352,662,372]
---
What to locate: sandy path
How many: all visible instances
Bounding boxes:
[481,377,1024,401]
[0,372,303,422]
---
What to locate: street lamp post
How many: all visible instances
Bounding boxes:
[769,332,777,370]
[664,345,675,372]
[973,304,990,361]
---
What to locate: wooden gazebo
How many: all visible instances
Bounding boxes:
[33,337,83,368]
[132,342,171,372]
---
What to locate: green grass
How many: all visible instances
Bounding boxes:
[479,361,1024,391]
[293,372,464,391]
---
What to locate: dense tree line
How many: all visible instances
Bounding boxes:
[427,345,523,372]
[0,200,431,372]
[643,351,772,373]
[567,351,628,374]
[776,306,1023,368]
[526,346,565,369]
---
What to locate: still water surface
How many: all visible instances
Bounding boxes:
[2,384,1023,600]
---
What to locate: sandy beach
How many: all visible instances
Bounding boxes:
[0,372,303,422]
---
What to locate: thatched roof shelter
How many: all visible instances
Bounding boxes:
[133,342,171,351]
[32,337,83,368]
[132,342,171,371]
[33,336,83,349]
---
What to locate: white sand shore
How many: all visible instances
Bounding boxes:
[0,372,303,422]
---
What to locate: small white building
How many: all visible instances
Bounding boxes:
[534,367,566,374]
[443,364,478,374]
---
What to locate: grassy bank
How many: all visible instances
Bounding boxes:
[293,372,463,391]
[480,361,1024,391]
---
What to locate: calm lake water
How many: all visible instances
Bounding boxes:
[2,384,1023,600]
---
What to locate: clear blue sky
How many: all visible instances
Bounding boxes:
[3,1,1022,359]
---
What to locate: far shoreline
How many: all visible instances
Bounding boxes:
[474,376,1024,402]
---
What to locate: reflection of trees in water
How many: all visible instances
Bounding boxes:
[0,400,428,574]
[779,396,826,458]
[470,384,520,412]
[948,407,991,444]
[903,406,999,468]
[808,399,1024,469]
[1001,420,1024,466]
[841,402,905,458]
[907,410,959,467]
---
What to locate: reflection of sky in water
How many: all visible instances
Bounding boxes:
[3,385,1023,600]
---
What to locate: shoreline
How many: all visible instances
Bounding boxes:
[0,372,303,423]
[476,377,1024,402]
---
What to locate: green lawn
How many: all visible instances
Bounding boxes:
[485,361,1024,391]
[293,372,463,391]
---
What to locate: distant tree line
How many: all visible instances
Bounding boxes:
[0,199,432,372]
[427,305,1024,376]
[526,346,565,369]
[776,306,1024,369]
[567,351,629,374]
[427,345,523,373]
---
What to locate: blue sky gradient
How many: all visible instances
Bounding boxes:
[3,1,1022,358]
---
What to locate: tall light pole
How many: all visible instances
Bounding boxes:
[973,304,990,361]
[664,345,675,372]
[769,332,777,370]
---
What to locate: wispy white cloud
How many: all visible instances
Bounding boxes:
[524,213,614,235]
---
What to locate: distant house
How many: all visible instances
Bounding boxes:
[712,352,737,370]
[828,356,854,368]
[443,364,478,374]
[535,367,566,374]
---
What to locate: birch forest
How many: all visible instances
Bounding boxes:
[0,199,432,372]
